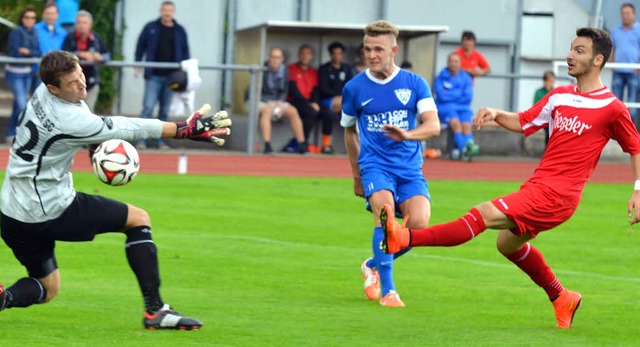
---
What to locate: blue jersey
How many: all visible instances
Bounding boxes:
[341,67,436,171]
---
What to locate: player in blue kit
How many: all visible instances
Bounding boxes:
[342,20,441,306]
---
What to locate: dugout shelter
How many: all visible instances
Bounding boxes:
[230,21,448,153]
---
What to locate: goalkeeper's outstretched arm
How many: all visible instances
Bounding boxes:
[159,104,232,146]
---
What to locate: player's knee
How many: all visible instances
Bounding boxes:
[406,215,430,229]
[125,204,151,228]
[495,229,529,255]
[43,283,60,303]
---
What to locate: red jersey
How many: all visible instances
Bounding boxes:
[520,84,640,207]
[288,63,318,100]
[455,47,490,72]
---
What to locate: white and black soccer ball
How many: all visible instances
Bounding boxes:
[91,139,140,186]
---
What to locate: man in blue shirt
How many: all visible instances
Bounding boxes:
[35,3,66,54]
[32,2,66,94]
[611,2,640,126]
[342,20,440,307]
[434,52,478,161]
[55,0,78,33]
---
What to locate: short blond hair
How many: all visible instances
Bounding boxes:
[364,20,399,38]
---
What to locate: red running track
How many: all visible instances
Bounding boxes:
[0,149,633,184]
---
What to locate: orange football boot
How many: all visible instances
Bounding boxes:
[380,204,410,254]
[552,289,582,329]
[360,259,381,300]
[379,291,405,307]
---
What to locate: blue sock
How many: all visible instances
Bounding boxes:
[367,245,411,268]
[372,226,395,296]
[453,132,466,150]
[464,133,475,145]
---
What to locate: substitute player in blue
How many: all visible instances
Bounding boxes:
[434,52,479,161]
[343,20,440,306]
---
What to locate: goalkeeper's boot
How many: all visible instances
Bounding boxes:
[379,290,405,307]
[552,289,582,329]
[361,258,380,300]
[144,304,202,330]
[380,204,411,254]
[0,284,7,311]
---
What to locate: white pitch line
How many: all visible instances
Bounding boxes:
[217,234,640,284]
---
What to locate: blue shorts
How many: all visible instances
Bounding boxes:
[360,166,430,203]
[320,96,334,108]
[438,104,473,124]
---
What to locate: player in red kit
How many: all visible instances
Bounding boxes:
[380,27,640,329]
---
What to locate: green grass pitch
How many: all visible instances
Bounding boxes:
[0,172,639,346]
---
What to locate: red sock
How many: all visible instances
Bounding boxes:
[409,208,486,246]
[502,243,564,300]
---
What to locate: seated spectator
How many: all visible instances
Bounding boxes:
[62,10,110,111]
[351,43,366,76]
[533,70,556,147]
[5,6,41,144]
[288,44,331,153]
[455,30,491,78]
[318,41,352,154]
[258,47,307,154]
[434,52,478,161]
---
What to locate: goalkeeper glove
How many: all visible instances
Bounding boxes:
[175,104,232,145]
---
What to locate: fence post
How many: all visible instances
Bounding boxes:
[246,67,262,154]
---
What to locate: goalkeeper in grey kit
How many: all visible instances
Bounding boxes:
[0,50,230,330]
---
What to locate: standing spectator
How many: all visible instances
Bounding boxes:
[380,27,640,329]
[533,70,556,147]
[258,47,307,154]
[319,41,353,154]
[455,30,491,78]
[434,52,478,161]
[32,1,67,93]
[62,10,110,111]
[5,6,41,144]
[135,1,190,149]
[55,0,78,33]
[288,44,325,153]
[343,20,440,307]
[610,2,640,126]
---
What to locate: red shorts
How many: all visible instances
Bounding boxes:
[491,182,575,238]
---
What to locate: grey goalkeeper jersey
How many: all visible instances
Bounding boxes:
[1,84,163,223]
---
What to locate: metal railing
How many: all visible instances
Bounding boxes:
[0,55,265,154]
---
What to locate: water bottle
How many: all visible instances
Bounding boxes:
[178,153,188,175]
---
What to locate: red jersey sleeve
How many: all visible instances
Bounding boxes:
[519,89,556,137]
[609,103,640,155]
